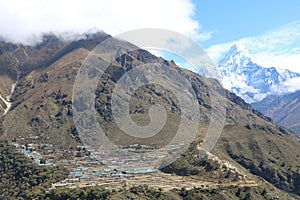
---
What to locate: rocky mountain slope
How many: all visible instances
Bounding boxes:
[252,90,300,134]
[0,33,299,198]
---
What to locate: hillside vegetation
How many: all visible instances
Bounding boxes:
[0,140,68,200]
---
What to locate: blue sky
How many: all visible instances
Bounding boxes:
[161,1,300,73]
[193,0,300,47]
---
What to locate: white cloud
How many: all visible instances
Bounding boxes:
[0,0,210,44]
[206,20,300,73]
[272,77,300,93]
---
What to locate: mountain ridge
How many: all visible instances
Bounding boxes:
[252,90,300,135]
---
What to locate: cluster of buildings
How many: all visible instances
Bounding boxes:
[12,140,190,189]
[14,143,54,166]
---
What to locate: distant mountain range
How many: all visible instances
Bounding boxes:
[252,90,300,134]
[215,43,300,103]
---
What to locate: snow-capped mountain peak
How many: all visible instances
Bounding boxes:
[214,43,300,103]
[220,42,251,62]
[230,42,250,55]
[219,43,252,72]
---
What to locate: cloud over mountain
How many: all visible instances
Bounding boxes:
[0,0,212,44]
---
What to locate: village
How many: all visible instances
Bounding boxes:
[12,135,260,191]
[12,137,209,190]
